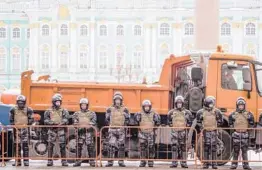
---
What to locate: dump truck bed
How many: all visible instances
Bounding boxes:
[21,71,172,114]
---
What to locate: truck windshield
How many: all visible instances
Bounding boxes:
[255,63,262,95]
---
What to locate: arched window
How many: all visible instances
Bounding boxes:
[12,27,20,39]
[160,43,169,67]
[160,23,170,36]
[134,25,142,36]
[79,44,88,69]
[0,27,6,38]
[0,47,6,71]
[100,25,107,36]
[42,24,50,36]
[116,45,124,67]
[12,47,21,70]
[221,23,231,36]
[246,23,256,36]
[24,48,29,70]
[133,45,143,69]
[80,25,88,36]
[60,24,68,36]
[184,23,194,35]
[59,45,69,69]
[99,45,108,69]
[40,44,50,69]
[116,25,124,36]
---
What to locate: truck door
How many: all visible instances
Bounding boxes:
[216,60,257,117]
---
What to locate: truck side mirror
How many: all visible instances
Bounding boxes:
[243,82,251,91]
[242,66,251,84]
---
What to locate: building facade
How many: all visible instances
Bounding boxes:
[0,0,262,88]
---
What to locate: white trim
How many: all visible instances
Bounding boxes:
[116,24,124,36]
[78,43,89,69]
[133,24,143,36]
[220,22,231,37]
[79,24,89,37]
[41,24,51,37]
[59,23,69,37]
[158,22,171,37]
[11,27,21,40]
[26,28,30,40]
[11,46,21,71]
[58,44,70,69]
[0,26,7,40]
[39,43,51,70]
[244,22,257,37]
[115,44,126,67]
[0,46,7,72]
[24,47,29,70]
[183,22,194,36]
[98,24,108,37]
[98,44,108,69]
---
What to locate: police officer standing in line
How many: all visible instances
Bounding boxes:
[196,96,223,169]
[73,98,97,167]
[135,99,160,167]
[44,94,70,166]
[10,95,34,166]
[229,97,254,170]
[168,96,193,168]
[105,91,130,167]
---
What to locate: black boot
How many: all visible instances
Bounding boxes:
[243,163,252,170]
[23,143,29,166]
[118,144,126,167]
[148,146,154,167]
[242,146,251,170]
[170,145,178,168]
[87,144,96,167]
[230,163,238,169]
[181,145,188,168]
[139,161,146,167]
[47,144,54,166]
[105,146,115,167]
[230,145,240,169]
[148,161,154,167]
[60,144,68,166]
[202,150,209,169]
[73,144,82,167]
[139,143,147,167]
[211,151,217,169]
[12,143,21,166]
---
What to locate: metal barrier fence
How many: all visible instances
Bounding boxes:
[99,126,198,168]
[199,128,262,166]
[0,125,98,167]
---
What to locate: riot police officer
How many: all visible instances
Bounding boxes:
[10,95,34,166]
[135,99,160,167]
[196,96,223,169]
[73,98,97,167]
[168,96,193,168]
[105,91,130,167]
[229,97,254,170]
[44,94,70,166]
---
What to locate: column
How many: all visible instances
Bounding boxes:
[195,0,219,51]
[151,23,157,82]
[70,12,77,73]
[143,22,151,75]
[51,21,58,72]
[232,16,244,54]
[259,14,262,61]
[172,23,182,55]
[90,19,96,80]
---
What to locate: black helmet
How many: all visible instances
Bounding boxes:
[79,98,89,111]
[16,95,26,108]
[236,97,246,111]
[174,95,184,109]
[52,94,62,108]
[113,91,123,106]
[204,96,215,109]
[142,99,152,113]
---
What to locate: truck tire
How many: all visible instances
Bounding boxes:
[197,129,232,166]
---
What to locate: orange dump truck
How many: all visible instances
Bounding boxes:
[9,48,262,164]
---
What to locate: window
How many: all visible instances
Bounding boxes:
[12,47,21,71]
[245,23,256,36]
[160,43,169,66]
[133,45,143,69]
[255,64,262,95]
[160,23,170,36]
[99,45,108,69]
[116,45,124,67]
[221,23,231,36]
[0,27,6,38]
[116,25,124,36]
[60,24,68,36]
[100,25,107,36]
[12,27,20,39]
[79,44,88,69]
[27,28,30,39]
[221,63,249,90]
[184,23,194,35]
[80,25,88,36]
[24,48,29,70]
[42,25,50,36]
[0,47,6,71]
[59,45,69,69]
[40,44,50,69]
[245,43,256,57]
[134,25,142,36]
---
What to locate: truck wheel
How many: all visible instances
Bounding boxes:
[197,130,232,166]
